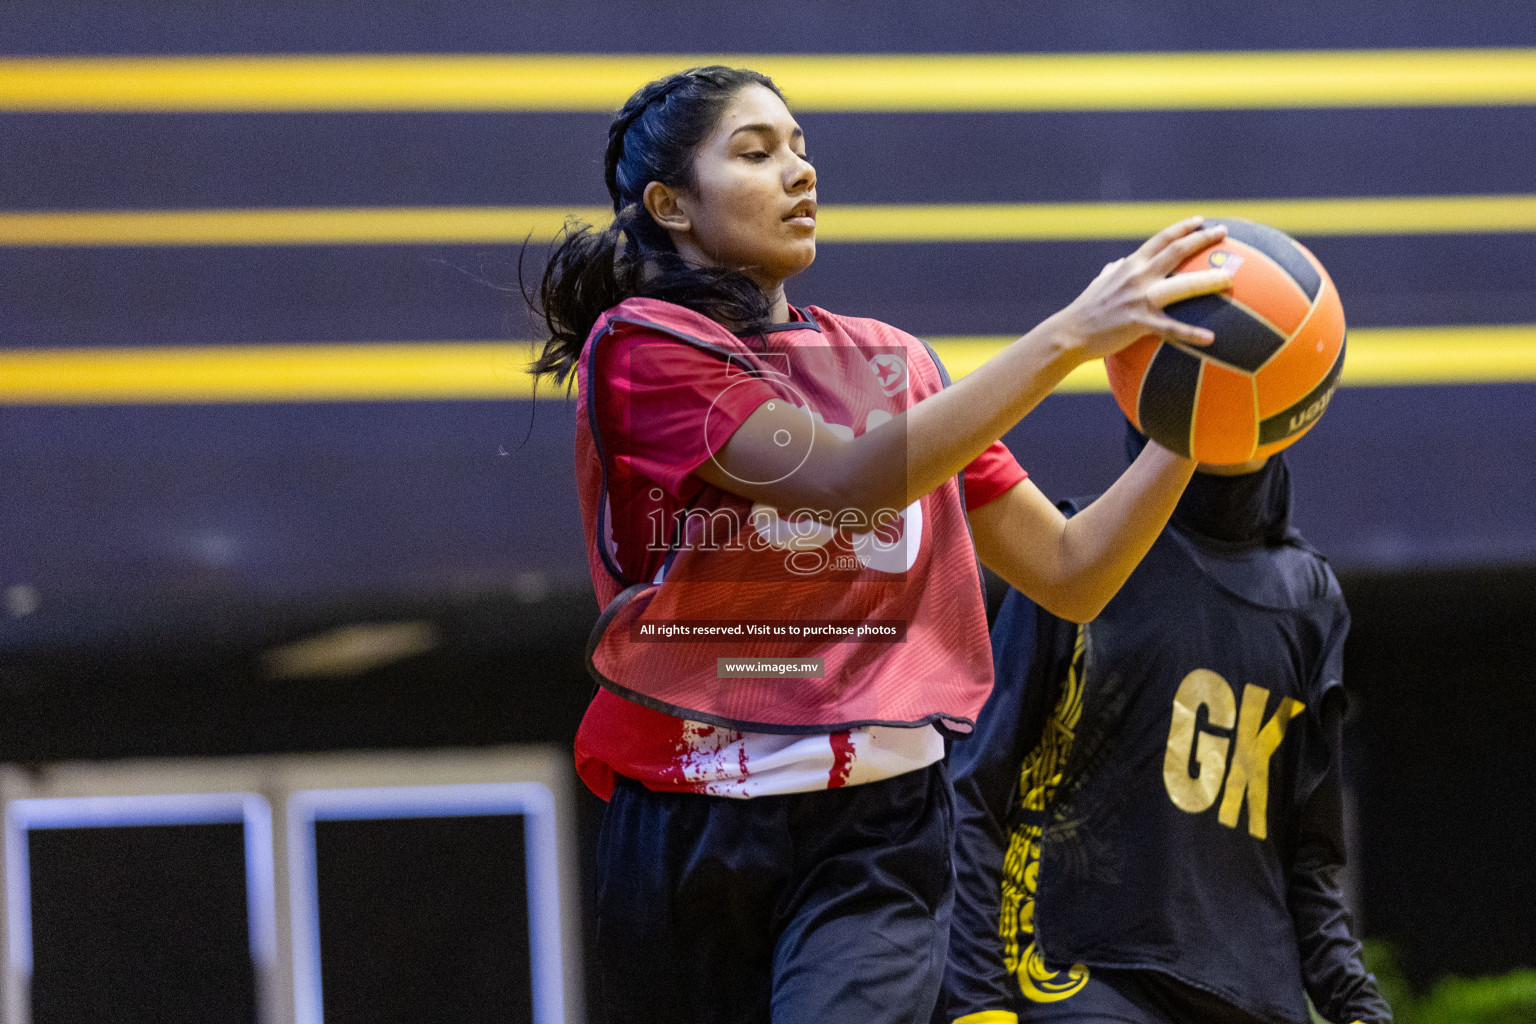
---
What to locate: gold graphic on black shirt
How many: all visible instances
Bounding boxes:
[1000,625,1090,1002]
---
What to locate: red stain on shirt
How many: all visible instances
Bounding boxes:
[828,731,855,788]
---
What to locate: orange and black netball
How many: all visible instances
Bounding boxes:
[1107,219,1347,464]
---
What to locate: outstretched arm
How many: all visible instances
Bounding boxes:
[693,217,1229,520]
[968,442,1193,624]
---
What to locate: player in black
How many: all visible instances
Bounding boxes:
[937,424,1391,1024]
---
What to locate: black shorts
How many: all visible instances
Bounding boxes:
[1016,968,1268,1024]
[592,761,955,1024]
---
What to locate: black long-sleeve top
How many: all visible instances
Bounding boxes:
[938,455,1391,1024]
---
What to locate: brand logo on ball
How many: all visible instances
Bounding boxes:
[1208,250,1245,272]
[1287,382,1337,434]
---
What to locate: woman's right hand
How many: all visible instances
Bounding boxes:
[1053,216,1235,362]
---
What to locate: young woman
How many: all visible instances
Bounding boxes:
[939,428,1391,1024]
[528,66,1234,1024]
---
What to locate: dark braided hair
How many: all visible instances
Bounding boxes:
[527,66,786,387]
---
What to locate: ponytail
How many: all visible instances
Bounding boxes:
[526,66,785,387]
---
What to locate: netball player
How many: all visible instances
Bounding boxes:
[527,66,1233,1024]
[938,426,1391,1024]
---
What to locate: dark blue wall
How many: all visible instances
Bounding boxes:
[5,1,1536,987]
[6,0,1536,55]
[6,93,1536,626]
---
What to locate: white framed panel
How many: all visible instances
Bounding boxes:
[287,781,563,1024]
[4,791,277,1023]
[0,746,582,1024]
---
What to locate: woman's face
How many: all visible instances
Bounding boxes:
[650,84,817,291]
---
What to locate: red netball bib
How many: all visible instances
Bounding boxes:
[576,297,992,734]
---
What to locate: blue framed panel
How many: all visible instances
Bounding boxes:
[286,781,563,1024]
[4,792,277,978]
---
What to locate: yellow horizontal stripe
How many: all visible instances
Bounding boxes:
[0,206,611,247]
[0,342,542,404]
[1,327,1533,405]
[931,325,1536,391]
[824,195,1536,242]
[4,49,1536,112]
[8,194,1536,248]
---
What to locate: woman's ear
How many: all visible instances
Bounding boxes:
[643,180,691,233]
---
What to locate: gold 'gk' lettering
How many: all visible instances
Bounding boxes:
[1162,670,1304,840]
[1162,669,1234,814]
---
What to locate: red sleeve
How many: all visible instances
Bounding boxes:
[595,330,780,499]
[961,440,1027,511]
